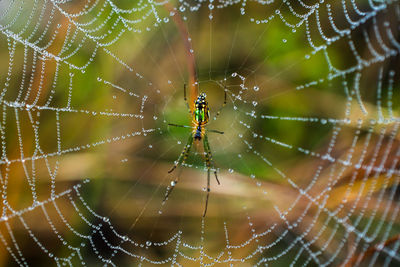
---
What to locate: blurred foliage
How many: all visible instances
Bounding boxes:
[0,0,399,266]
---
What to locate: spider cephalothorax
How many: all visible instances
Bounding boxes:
[165,84,227,216]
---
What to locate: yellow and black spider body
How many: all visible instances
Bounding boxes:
[192,93,210,140]
[165,84,226,217]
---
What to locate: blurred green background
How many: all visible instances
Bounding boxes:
[0,0,399,266]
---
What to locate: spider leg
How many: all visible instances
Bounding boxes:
[203,167,210,217]
[184,84,191,114]
[164,135,193,205]
[168,123,191,129]
[162,168,183,204]
[168,135,194,173]
[203,134,220,185]
[207,129,224,134]
[213,85,227,120]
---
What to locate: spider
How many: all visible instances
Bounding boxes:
[164,84,227,217]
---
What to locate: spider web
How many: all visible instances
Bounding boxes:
[0,0,399,266]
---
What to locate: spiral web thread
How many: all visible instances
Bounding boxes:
[0,0,399,266]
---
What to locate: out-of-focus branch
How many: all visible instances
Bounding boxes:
[163,3,198,112]
[341,234,400,267]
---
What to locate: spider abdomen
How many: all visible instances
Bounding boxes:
[192,92,210,140]
[192,93,210,125]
